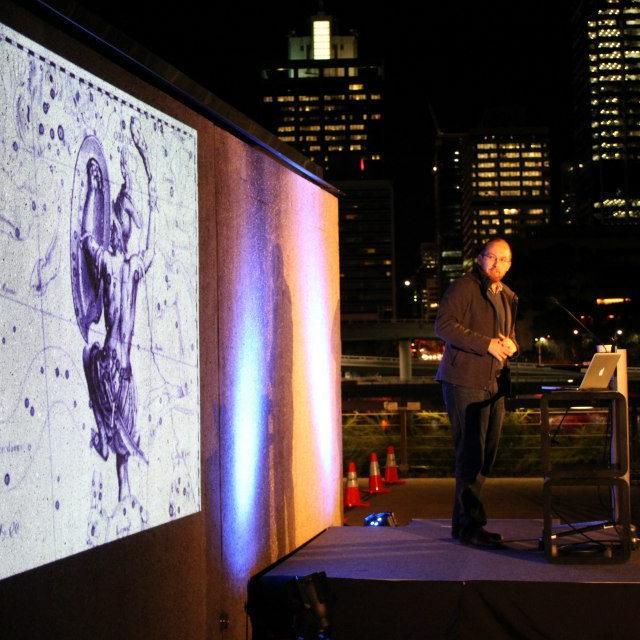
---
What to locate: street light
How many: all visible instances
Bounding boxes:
[535,336,548,366]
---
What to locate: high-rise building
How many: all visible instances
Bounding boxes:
[260,12,395,320]
[417,242,440,322]
[433,132,467,290]
[462,128,552,261]
[336,180,395,319]
[572,0,640,224]
[559,160,583,225]
[260,13,384,179]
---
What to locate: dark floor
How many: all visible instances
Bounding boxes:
[343,477,640,527]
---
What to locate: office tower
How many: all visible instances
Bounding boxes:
[572,0,640,224]
[336,180,395,319]
[417,242,440,322]
[560,161,582,225]
[462,128,552,261]
[260,13,384,179]
[261,12,395,320]
[433,132,467,290]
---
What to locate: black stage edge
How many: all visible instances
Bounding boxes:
[249,519,640,640]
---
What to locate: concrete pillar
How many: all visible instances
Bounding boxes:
[398,339,412,381]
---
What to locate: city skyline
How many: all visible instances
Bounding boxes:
[68,1,573,234]
[59,0,640,338]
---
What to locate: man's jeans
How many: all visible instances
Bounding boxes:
[442,381,505,533]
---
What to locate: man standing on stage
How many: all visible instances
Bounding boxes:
[435,238,518,548]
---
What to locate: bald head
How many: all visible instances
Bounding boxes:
[477,239,512,283]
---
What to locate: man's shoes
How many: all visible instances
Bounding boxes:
[459,527,504,549]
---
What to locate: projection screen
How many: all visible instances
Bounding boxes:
[0,21,201,580]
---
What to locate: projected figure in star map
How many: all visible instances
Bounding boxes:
[1,21,200,581]
[74,117,155,501]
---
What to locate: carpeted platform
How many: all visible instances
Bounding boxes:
[249,519,640,640]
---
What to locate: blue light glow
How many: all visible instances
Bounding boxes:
[225,202,269,576]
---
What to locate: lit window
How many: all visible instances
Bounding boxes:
[263,96,273,103]
[350,94,367,101]
[313,19,331,60]
[277,126,295,133]
[277,96,294,102]
[349,83,364,91]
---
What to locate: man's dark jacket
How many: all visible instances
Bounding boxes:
[435,264,518,390]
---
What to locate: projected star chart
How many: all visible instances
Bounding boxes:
[0,23,200,580]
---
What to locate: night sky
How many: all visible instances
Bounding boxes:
[53,0,573,277]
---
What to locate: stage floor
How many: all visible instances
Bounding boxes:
[263,519,640,582]
[251,519,640,640]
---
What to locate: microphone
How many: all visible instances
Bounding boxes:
[546,296,608,348]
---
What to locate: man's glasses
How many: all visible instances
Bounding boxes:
[481,253,511,265]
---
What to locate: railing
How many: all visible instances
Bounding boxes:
[342,406,640,480]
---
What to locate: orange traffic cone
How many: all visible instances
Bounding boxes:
[344,462,368,508]
[368,452,390,495]
[384,445,406,485]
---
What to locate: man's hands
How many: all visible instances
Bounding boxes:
[488,333,517,361]
[498,333,517,356]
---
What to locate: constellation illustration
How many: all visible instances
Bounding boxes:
[0,23,201,580]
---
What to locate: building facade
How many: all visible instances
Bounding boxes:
[462,129,552,261]
[335,180,395,319]
[433,132,467,290]
[572,0,640,224]
[261,13,395,320]
[260,14,385,180]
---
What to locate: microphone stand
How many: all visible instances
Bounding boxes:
[547,296,614,352]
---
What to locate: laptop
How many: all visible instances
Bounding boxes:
[542,351,621,392]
